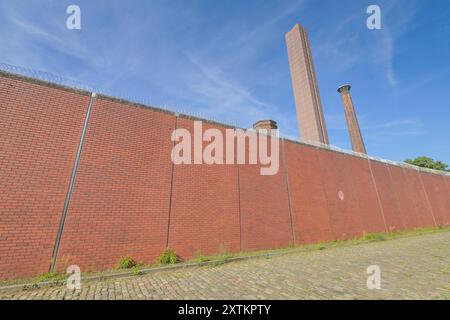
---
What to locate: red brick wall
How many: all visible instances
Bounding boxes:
[421,172,450,226]
[317,150,365,239]
[345,156,386,234]
[388,165,422,229]
[2,73,450,281]
[55,97,175,271]
[447,176,450,223]
[239,138,293,251]
[440,175,450,225]
[402,169,436,227]
[284,142,333,244]
[446,176,450,218]
[168,118,241,258]
[446,176,450,196]
[0,75,89,280]
[369,161,405,231]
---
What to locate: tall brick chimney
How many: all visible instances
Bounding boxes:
[286,24,329,145]
[253,120,278,137]
[337,84,367,154]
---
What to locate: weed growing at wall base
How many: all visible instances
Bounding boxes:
[117,257,137,269]
[158,249,179,265]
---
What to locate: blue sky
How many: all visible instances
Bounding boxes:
[1,0,449,163]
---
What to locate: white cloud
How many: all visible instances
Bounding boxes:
[328,113,425,137]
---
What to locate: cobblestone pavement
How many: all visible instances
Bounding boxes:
[1,232,449,300]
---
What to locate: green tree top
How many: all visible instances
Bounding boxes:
[404,156,449,172]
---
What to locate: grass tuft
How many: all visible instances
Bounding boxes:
[360,232,386,242]
[117,257,137,269]
[158,249,179,265]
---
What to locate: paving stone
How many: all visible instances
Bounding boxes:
[0,232,449,300]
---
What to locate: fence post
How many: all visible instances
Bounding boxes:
[237,164,243,251]
[281,139,296,245]
[366,157,388,232]
[49,92,96,272]
[418,169,438,227]
[165,114,179,248]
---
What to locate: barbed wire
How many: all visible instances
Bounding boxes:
[0,62,238,128]
[0,62,95,92]
[0,62,448,177]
